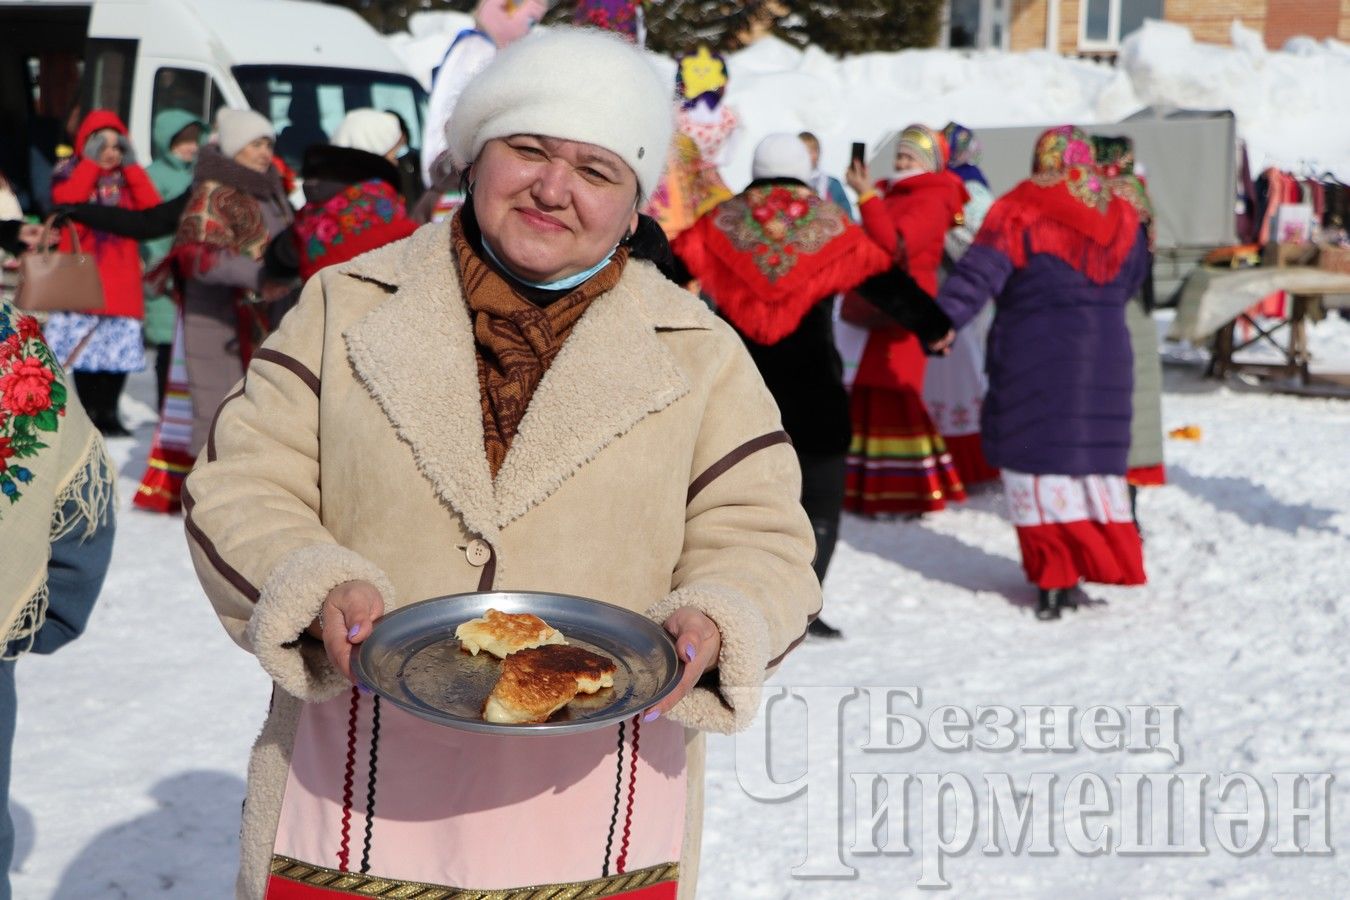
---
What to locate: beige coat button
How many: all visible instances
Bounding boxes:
[465,539,492,567]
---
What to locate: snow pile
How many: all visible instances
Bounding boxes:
[391,16,1350,188]
[1119,20,1350,182]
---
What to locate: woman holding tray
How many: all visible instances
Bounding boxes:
[183,28,819,900]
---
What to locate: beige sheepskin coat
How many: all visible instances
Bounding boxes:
[183,221,821,898]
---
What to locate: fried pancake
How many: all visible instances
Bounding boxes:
[455,608,567,659]
[482,645,618,724]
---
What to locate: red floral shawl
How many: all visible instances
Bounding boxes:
[673,183,891,345]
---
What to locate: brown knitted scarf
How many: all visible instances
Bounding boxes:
[450,213,629,478]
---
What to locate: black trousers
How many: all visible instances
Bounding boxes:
[797,450,848,584]
[154,342,172,411]
[71,371,128,431]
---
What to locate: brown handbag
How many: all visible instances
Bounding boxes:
[14,216,105,313]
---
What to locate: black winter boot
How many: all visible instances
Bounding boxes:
[100,372,130,436]
[76,372,130,437]
[1036,588,1071,621]
[808,618,844,639]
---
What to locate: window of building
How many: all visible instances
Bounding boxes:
[946,0,1010,50]
[1080,0,1164,50]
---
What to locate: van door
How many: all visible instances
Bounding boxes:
[0,2,92,214]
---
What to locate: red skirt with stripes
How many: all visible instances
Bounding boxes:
[844,385,966,516]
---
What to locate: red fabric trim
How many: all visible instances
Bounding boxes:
[975,179,1139,284]
[337,687,360,872]
[265,874,678,900]
[1126,464,1166,487]
[616,717,641,874]
[131,447,195,513]
[1014,519,1145,589]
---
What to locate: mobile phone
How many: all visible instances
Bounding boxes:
[850,142,866,166]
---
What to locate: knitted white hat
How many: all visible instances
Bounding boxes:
[447,27,674,198]
[751,134,813,183]
[333,109,403,156]
[215,108,275,158]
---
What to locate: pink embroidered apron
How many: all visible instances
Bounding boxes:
[266,688,687,897]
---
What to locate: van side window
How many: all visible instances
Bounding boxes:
[150,68,228,160]
[83,38,138,124]
[152,68,206,129]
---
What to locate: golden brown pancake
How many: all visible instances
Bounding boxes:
[483,645,618,724]
[455,608,567,659]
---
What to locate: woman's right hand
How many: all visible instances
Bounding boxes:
[845,159,871,195]
[313,580,385,684]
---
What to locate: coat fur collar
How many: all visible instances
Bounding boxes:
[341,222,713,539]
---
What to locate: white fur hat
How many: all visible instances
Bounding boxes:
[751,134,814,183]
[447,27,674,198]
[215,108,275,158]
[333,109,403,157]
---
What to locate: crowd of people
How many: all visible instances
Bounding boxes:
[1,4,1172,897]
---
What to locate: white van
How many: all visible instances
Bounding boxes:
[0,0,427,210]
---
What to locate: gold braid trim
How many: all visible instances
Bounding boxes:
[268,856,679,899]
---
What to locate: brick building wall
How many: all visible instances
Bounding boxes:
[991,0,1347,52]
[1010,0,1049,50]
[1059,0,1082,53]
[1263,0,1340,46]
[1165,0,1267,44]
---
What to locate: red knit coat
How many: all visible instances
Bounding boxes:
[51,110,162,318]
[854,171,967,391]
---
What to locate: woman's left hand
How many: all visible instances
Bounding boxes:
[643,606,721,722]
[928,328,957,355]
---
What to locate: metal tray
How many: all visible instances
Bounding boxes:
[352,591,682,736]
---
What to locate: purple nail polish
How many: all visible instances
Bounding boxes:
[643,709,661,723]
[348,624,361,640]
[357,683,372,695]
[683,643,695,662]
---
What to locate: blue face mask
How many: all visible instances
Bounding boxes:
[480,235,620,292]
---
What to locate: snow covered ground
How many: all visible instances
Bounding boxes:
[6,14,1346,897]
[391,15,1350,189]
[10,313,1350,897]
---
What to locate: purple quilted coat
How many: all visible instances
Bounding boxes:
[934,228,1150,476]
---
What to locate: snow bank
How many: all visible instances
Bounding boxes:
[390,16,1350,188]
[1120,20,1350,183]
